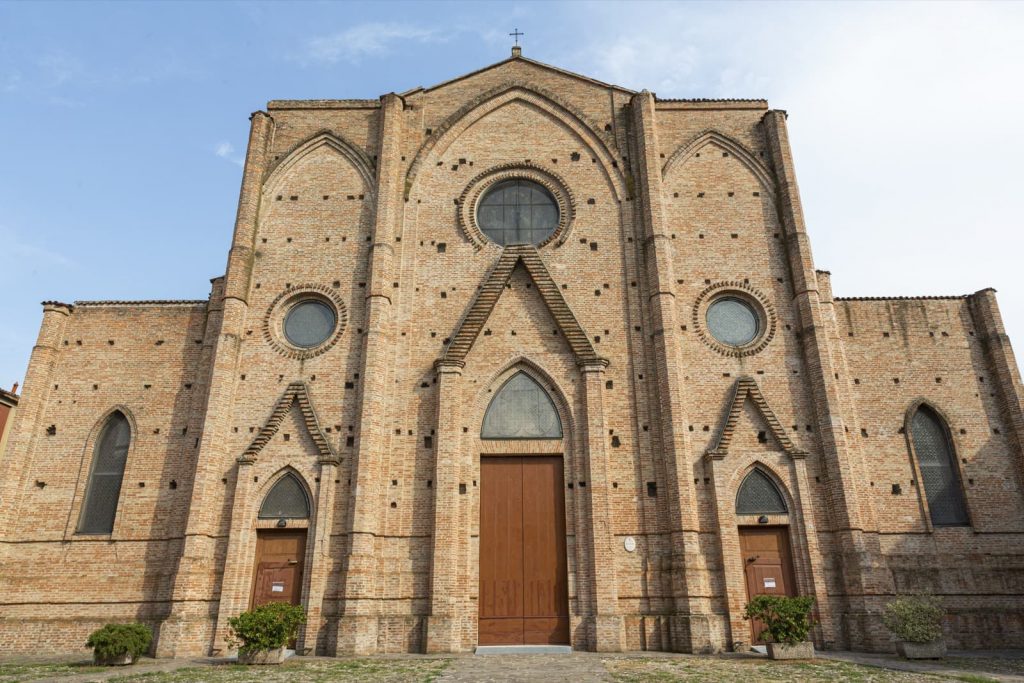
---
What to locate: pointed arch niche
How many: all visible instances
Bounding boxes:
[425,354,624,652]
[76,409,133,535]
[905,402,970,528]
[211,384,340,656]
[481,371,563,440]
[702,377,833,647]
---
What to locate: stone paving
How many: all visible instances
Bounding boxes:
[4,650,1024,682]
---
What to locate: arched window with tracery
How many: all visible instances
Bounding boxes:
[259,472,310,520]
[910,406,968,526]
[78,411,131,534]
[736,468,788,515]
[481,372,562,439]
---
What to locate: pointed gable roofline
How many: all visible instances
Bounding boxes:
[440,244,605,367]
[401,52,636,97]
[241,381,337,464]
[706,376,807,459]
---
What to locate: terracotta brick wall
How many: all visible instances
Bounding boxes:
[3,54,1023,656]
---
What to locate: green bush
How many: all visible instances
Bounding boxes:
[883,594,945,643]
[228,603,306,654]
[85,623,152,663]
[743,595,816,644]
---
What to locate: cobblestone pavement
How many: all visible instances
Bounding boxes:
[6,650,1024,682]
[437,653,609,682]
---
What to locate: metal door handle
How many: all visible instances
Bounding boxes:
[288,560,298,565]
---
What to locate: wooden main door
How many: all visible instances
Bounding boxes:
[251,529,307,608]
[479,456,569,645]
[739,526,796,642]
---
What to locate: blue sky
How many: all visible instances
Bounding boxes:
[2,1,1024,388]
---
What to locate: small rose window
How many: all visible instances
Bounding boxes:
[706,297,759,347]
[284,300,336,349]
[477,179,559,246]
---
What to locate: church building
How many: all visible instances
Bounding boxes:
[3,49,1024,657]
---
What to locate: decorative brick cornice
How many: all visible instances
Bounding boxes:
[692,281,777,358]
[441,244,603,366]
[241,381,337,463]
[706,376,807,460]
[457,162,576,250]
[263,284,348,360]
[73,300,206,307]
[835,295,969,302]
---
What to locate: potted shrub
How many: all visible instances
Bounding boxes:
[883,594,946,659]
[228,602,306,664]
[85,623,152,666]
[743,595,816,659]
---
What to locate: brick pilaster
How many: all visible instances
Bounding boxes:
[629,90,710,652]
[579,361,624,651]
[763,110,893,649]
[158,111,274,658]
[0,302,71,531]
[425,360,467,652]
[337,92,404,654]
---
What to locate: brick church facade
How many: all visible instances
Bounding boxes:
[4,51,1024,656]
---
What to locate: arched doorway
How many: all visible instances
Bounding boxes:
[250,472,310,608]
[736,468,796,643]
[477,371,570,646]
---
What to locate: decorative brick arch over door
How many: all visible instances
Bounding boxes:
[210,383,341,656]
[424,356,624,653]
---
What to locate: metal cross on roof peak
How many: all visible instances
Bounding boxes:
[509,28,524,46]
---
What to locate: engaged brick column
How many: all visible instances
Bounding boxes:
[338,93,404,654]
[301,458,339,653]
[0,302,71,532]
[629,91,710,652]
[763,110,892,649]
[159,110,274,658]
[425,360,467,652]
[970,289,1024,488]
[211,457,257,653]
[579,361,624,651]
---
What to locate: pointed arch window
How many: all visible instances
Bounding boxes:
[481,372,562,439]
[259,473,310,519]
[78,411,131,534]
[736,469,788,515]
[910,406,968,526]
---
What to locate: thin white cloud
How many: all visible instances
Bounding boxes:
[214,141,244,167]
[0,225,74,270]
[300,22,445,64]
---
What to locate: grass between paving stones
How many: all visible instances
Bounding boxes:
[106,658,451,683]
[944,657,1024,679]
[603,656,955,682]
[0,661,106,683]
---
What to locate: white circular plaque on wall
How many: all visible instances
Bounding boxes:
[624,536,637,553]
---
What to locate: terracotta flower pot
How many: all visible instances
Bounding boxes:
[896,640,946,659]
[767,641,815,660]
[93,652,134,666]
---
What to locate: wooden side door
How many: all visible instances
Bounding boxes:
[739,526,796,643]
[251,529,307,607]
[479,456,569,645]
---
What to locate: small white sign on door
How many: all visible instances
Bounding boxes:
[271,582,285,593]
[763,577,776,589]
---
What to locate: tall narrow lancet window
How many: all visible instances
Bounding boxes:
[259,473,310,519]
[910,407,969,526]
[736,469,788,515]
[78,411,131,534]
[481,372,562,439]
